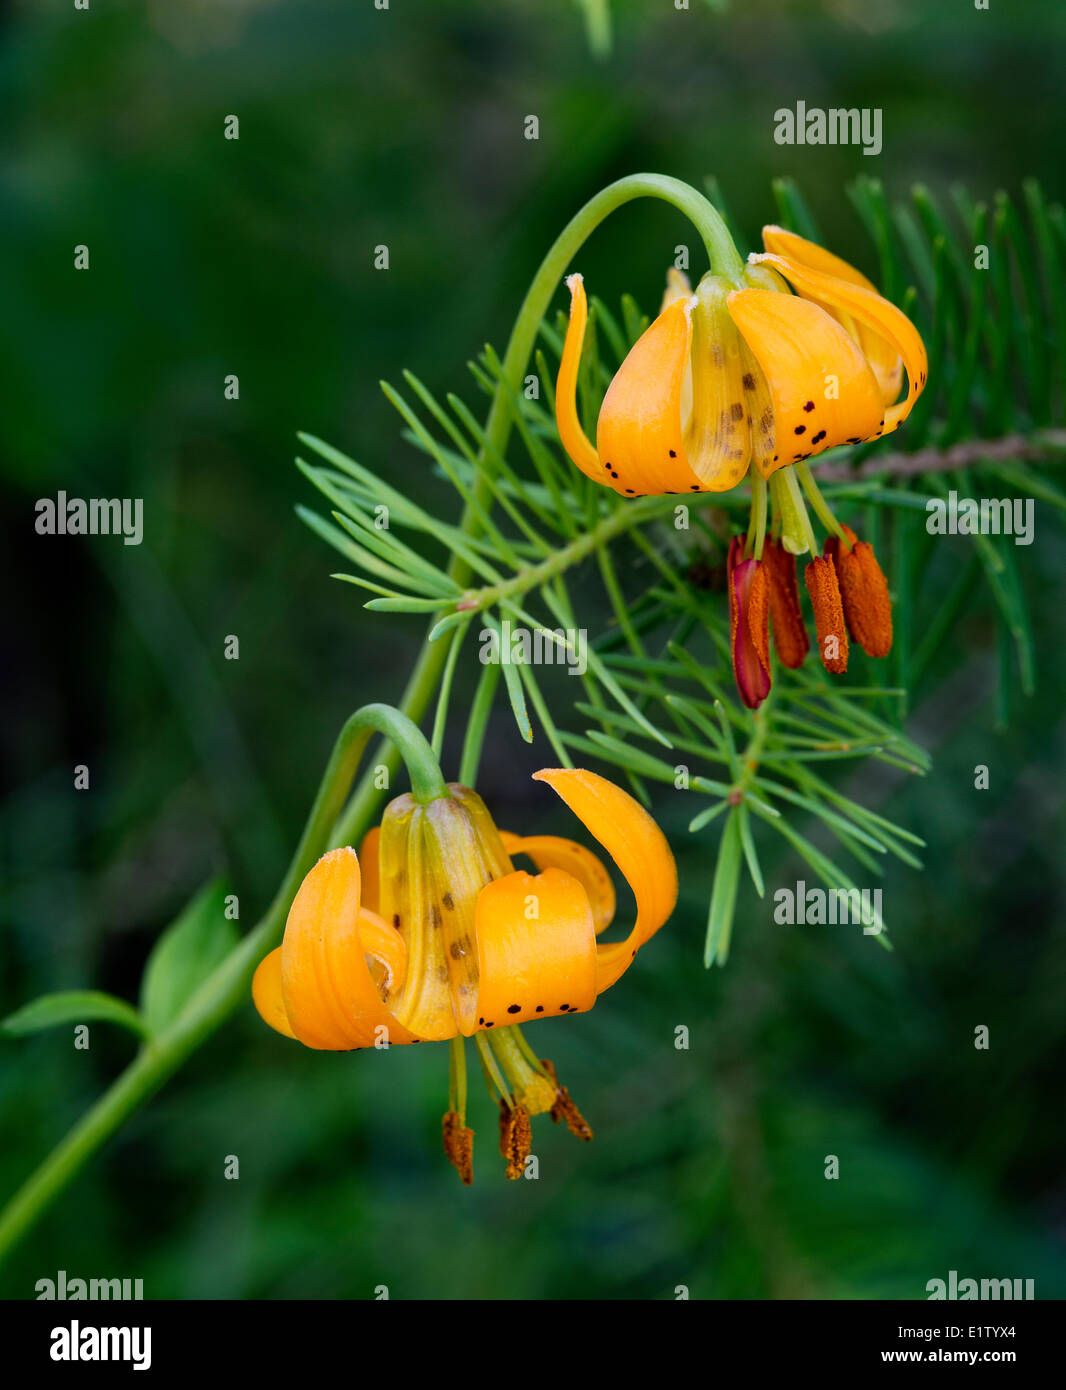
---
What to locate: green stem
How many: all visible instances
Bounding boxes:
[473,1032,511,1104]
[772,468,819,556]
[795,461,846,543]
[0,173,738,1264]
[745,470,768,559]
[511,1023,551,1077]
[448,1036,468,1123]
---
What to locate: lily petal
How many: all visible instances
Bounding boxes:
[464,866,597,1034]
[752,250,927,433]
[760,225,903,404]
[251,948,297,1039]
[500,830,616,934]
[596,293,727,496]
[358,825,381,915]
[273,846,417,1050]
[728,288,886,475]
[679,274,758,492]
[556,275,606,485]
[531,768,678,993]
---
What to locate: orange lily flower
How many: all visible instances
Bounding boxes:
[555,226,927,497]
[252,769,677,1182]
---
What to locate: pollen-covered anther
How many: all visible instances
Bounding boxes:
[824,525,893,659]
[498,1100,532,1179]
[763,538,810,669]
[442,1111,474,1186]
[728,536,772,709]
[541,1058,594,1142]
[804,555,850,675]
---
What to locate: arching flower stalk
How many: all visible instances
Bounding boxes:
[252,758,677,1183]
[556,222,925,707]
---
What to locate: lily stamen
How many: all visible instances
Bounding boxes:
[804,555,850,675]
[442,1111,475,1186]
[498,1101,533,1181]
[541,1058,594,1142]
[825,524,894,659]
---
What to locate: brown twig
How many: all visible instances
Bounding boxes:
[811,430,1066,483]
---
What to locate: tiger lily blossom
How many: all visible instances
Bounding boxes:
[554,216,918,708]
[252,768,677,1182]
[555,224,927,502]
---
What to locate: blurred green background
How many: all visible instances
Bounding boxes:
[2,0,1065,1298]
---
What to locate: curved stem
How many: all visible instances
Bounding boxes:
[332,171,741,839]
[0,173,737,1263]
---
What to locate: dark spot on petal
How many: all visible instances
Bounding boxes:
[392,914,400,928]
[507,1004,521,1014]
[811,430,826,444]
[803,400,815,412]
[442,892,454,910]
[559,1004,569,1012]
[669,449,677,457]
[625,488,635,494]
[794,425,806,435]
[742,373,755,390]
[690,484,700,491]
[535,1005,544,1012]
[730,402,744,422]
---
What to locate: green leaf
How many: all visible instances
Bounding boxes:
[705,810,744,967]
[2,991,146,1040]
[139,879,238,1037]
